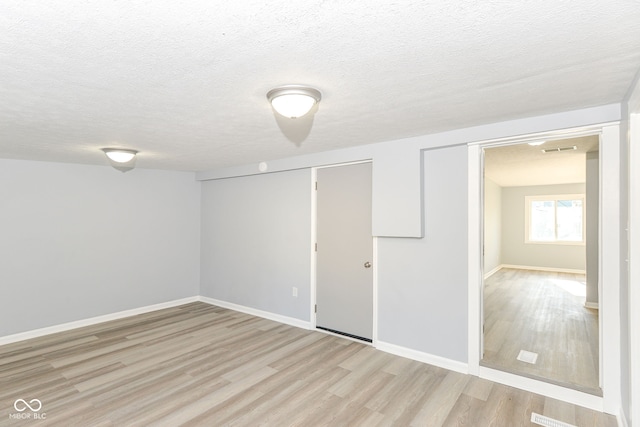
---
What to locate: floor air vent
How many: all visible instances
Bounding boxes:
[516,349,538,364]
[531,412,576,427]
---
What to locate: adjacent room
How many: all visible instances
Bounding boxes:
[482,137,600,394]
[1,1,640,426]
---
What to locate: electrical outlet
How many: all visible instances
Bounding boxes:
[292,287,298,297]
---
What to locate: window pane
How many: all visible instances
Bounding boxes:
[557,199,583,241]
[530,200,554,241]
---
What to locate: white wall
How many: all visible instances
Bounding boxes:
[484,178,502,274]
[0,159,201,337]
[501,183,586,271]
[199,169,312,321]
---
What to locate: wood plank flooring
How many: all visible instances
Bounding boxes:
[482,268,600,395]
[0,302,615,426]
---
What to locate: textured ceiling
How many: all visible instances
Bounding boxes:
[1,1,639,172]
[484,135,599,187]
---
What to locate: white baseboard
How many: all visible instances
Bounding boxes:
[584,301,600,310]
[500,264,586,275]
[198,296,312,330]
[1,294,618,418]
[0,295,311,346]
[375,340,468,374]
[479,366,604,413]
[483,265,502,279]
[0,296,199,346]
[617,407,629,427]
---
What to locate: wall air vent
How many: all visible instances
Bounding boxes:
[541,146,577,153]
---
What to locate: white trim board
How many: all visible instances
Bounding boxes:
[310,167,318,329]
[599,124,622,414]
[479,366,603,412]
[198,296,312,330]
[0,291,615,416]
[499,264,586,275]
[372,237,379,346]
[618,407,629,427]
[483,264,587,282]
[468,122,622,416]
[628,113,640,427]
[1,293,470,383]
[483,265,502,280]
[467,143,483,377]
[0,296,199,346]
[375,340,468,374]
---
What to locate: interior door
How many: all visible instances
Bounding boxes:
[316,162,373,342]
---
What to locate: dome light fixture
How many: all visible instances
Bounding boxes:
[102,148,138,163]
[267,85,321,118]
[527,140,546,146]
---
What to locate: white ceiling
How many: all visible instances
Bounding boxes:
[484,135,599,187]
[1,1,639,172]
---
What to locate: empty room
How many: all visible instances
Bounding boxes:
[482,137,600,394]
[1,2,640,426]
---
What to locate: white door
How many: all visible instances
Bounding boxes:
[316,162,373,342]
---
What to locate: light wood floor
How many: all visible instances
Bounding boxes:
[482,268,600,395]
[0,302,614,426]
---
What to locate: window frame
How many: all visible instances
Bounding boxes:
[524,194,586,245]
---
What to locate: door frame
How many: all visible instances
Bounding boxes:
[629,112,640,425]
[468,122,621,413]
[310,160,378,345]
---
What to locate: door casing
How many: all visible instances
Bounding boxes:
[468,123,621,414]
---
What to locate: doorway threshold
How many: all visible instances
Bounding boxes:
[480,360,603,397]
[316,326,372,343]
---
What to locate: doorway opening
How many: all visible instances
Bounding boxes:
[480,135,601,395]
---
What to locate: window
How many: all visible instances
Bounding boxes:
[525,194,585,244]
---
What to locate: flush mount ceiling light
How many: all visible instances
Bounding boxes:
[527,140,546,146]
[267,85,322,118]
[101,148,138,163]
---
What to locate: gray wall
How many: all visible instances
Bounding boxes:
[198,146,469,362]
[0,103,622,382]
[484,178,502,274]
[195,104,619,366]
[0,159,201,336]
[198,105,620,239]
[501,183,586,270]
[585,152,599,305]
[377,146,468,362]
[200,169,312,321]
[371,145,423,237]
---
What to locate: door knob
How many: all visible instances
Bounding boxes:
[364,261,372,268]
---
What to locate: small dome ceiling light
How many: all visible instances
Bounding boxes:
[527,140,546,146]
[267,85,321,119]
[102,148,138,163]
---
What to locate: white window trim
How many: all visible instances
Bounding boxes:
[524,194,586,245]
